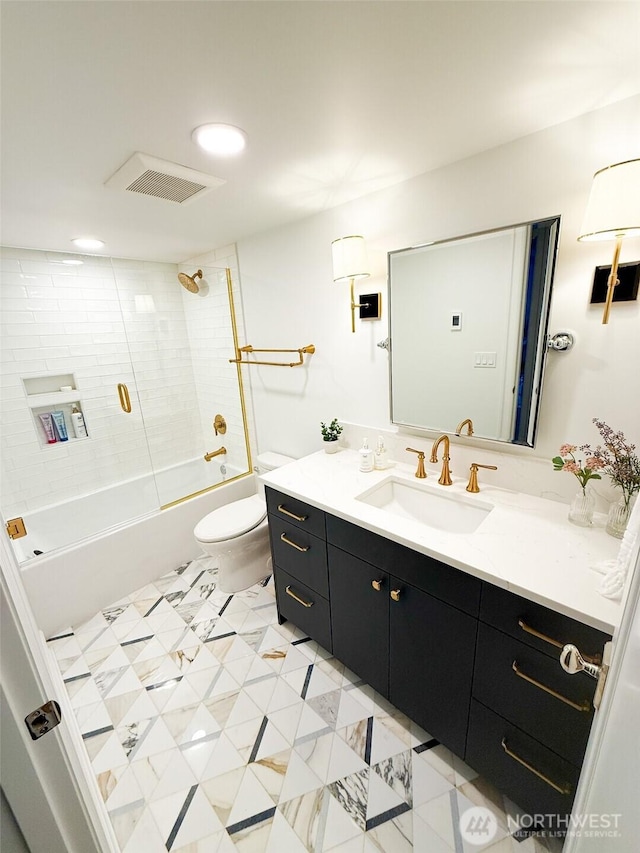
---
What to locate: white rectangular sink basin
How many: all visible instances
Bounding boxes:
[356,477,492,534]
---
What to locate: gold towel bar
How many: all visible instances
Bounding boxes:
[229,344,315,367]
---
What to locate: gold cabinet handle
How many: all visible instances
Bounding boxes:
[390,589,401,602]
[280,532,309,552]
[518,619,563,650]
[371,579,383,591]
[117,383,132,413]
[511,661,591,713]
[285,585,313,608]
[501,738,572,795]
[277,504,308,522]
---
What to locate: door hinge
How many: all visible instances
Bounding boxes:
[6,517,27,539]
[24,700,62,740]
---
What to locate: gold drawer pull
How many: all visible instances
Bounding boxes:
[285,585,313,608]
[277,504,308,522]
[280,533,309,552]
[512,661,591,712]
[117,382,132,413]
[518,619,564,650]
[501,738,572,795]
[371,579,383,591]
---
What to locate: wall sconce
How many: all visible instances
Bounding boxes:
[578,158,640,324]
[331,235,380,333]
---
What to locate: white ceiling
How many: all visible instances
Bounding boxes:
[1,1,639,263]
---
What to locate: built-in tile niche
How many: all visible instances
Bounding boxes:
[22,373,89,447]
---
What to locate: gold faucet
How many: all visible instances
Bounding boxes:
[430,435,452,485]
[204,446,227,462]
[466,462,498,493]
[455,418,474,436]
[406,447,426,478]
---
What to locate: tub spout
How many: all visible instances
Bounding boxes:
[204,446,227,462]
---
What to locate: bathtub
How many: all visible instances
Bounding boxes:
[19,461,255,637]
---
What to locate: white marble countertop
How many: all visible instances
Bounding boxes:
[261,449,623,634]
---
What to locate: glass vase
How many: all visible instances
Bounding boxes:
[605,494,634,539]
[568,488,595,527]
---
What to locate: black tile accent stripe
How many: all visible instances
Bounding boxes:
[63,672,91,684]
[218,595,233,617]
[145,676,184,692]
[413,738,439,753]
[143,597,164,617]
[248,716,269,764]
[82,725,114,740]
[227,806,276,836]
[364,716,374,766]
[365,801,411,831]
[300,664,314,700]
[48,631,74,641]
[291,636,312,645]
[121,635,154,647]
[190,570,205,588]
[204,631,236,643]
[166,783,198,850]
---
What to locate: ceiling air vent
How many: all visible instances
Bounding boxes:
[105,152,225,204]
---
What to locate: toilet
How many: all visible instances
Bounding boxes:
[194,451,295,593]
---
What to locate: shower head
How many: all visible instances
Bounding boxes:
[178,269,203,293]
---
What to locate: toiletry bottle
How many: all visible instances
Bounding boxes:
[70,405,88,439]
[359,437,374,472]
[51,410,69,441]
[374,436,387,470]
[38,412,57,444]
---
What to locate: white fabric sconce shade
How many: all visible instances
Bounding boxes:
[578,158,640,324]
[331,236,370,283]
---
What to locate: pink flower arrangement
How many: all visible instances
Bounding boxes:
[580,419,640,508]
[552,444,604,493]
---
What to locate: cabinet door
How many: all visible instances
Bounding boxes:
[389,579,477,757]
[328,545,389,697]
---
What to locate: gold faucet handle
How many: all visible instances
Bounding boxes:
[466,462,498,493]
[406,447,427,479]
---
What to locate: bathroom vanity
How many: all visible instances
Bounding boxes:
[262,450,621,827]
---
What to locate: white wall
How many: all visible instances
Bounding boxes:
[237,96,640,505]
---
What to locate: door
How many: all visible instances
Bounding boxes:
[563,545,640,852]
[389,578,477,758]
[0,534,116,852]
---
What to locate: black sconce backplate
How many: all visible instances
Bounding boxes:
[590,261,640,304]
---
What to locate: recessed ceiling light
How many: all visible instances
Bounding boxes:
[192,123,247,156]
[71,237,105,251]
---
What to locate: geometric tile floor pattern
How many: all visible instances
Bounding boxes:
[48,555,563,852]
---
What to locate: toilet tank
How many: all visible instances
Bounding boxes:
[255,451,296,473]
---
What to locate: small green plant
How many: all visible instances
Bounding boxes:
[320,418,343,442]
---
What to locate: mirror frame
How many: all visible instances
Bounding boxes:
[388,216,561,447]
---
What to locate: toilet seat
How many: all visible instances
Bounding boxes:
[194,494,267,543]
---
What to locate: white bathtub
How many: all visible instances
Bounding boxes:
[19,462,255,637]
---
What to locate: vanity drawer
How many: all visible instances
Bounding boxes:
[480,584,610,662]
[273,566,332,653]
[473,623,595,767]
[266,487,326,539]
[466,699,579,828]
[326,514,480,616]
[269,518,329,597]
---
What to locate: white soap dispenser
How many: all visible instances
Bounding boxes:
[359,437,374,472]
[374,435,387,470]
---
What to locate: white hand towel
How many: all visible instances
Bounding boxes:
[597,496,640,600]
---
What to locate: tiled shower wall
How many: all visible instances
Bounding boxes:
[0,245,248,517]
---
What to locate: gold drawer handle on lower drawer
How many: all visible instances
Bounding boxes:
[285,586,313,608]
[501,738,572,795]
[512,661,591,712]
[280,533,309,552]
[277,504,308,522]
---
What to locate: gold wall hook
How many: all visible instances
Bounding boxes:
[213,414,227,436]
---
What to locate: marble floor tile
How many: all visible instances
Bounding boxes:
[49,554,541,851]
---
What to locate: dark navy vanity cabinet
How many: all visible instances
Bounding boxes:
[265,486,611,825]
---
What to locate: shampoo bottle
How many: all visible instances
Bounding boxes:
[359,437,374,472]
[374,435,387,470]
[70,405,88,439]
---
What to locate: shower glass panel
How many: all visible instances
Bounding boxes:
[112,263,251,507]
[1,248,251,564]
[0,247,158,561]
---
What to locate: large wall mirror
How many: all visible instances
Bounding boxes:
[389,216,560,447]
